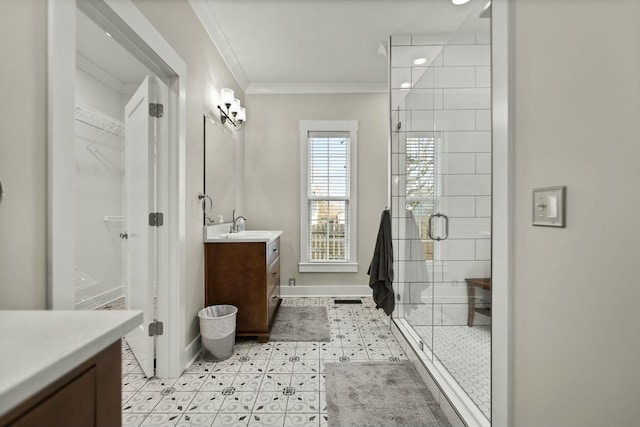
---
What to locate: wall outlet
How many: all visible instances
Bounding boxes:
[288,278,296,286]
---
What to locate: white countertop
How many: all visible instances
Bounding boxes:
[0,310,142,417]
[204,227,283,243]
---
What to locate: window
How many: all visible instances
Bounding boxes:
[405,135,436,260]
[299,120,358,273]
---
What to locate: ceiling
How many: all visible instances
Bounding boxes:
[189,0,487,94]
[76,1,488,95]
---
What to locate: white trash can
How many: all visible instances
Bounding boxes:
[198,305,238,361]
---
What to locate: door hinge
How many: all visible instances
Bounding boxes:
[148,321,164,336]
[149,212,164,227]
[149,102,164,118]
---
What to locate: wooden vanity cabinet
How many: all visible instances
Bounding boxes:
[205,238,281,343]
[0,341,121,427]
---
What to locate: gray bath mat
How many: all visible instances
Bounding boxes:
[326,361,451,427]
[269,306,330,342]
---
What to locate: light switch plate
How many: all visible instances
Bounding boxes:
[532,186,566,227]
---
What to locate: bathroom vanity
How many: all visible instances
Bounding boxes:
[0,310,142,427]
[204,229,282,343]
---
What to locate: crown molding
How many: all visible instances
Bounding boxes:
[246,82,387,95]
[188,0,249,91]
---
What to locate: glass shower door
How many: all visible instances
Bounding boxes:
[391,39,442,362]
[390,1,492,422]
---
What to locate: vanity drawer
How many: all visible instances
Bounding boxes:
[267,283,281,327]
[267,238,280,266]
[267,257,280,297]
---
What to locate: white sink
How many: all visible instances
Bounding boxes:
[204,227,282,243]
[219,231,273,239]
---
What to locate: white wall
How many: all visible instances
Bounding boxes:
[512,1,640,425]
[244,93,388,290]
[0,0,47,309]
[133,0,244,346]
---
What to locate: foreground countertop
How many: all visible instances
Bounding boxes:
[0,310,142,417]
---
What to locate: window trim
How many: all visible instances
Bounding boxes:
[299,120,358,273]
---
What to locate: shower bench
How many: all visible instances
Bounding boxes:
[465,277,492,327]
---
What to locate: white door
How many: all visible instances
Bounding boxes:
[124,76,160,378]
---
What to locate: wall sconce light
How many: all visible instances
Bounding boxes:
[217,88,246,130]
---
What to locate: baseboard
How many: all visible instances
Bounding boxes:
[183,334,201,370]
[280,285,370,297]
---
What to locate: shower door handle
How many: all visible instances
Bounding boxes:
[428,213,449,241]
[428,213,437,240]
[441,213,449,240]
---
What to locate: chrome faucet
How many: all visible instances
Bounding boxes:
[231,209,247,233]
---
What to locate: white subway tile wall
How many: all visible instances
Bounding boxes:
[442,45,490,67]
[440,153,476,175]
[434,67,476,88]
[390,68,412,89]
[434,109,476,131]
[443,131,491,153]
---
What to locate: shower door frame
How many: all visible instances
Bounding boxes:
[47,0,188,378]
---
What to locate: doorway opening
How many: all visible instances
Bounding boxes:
[48,0,186,378]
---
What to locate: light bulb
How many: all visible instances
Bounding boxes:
[221,88,234,107]
[230,98,241,116]
[237,107,246,123]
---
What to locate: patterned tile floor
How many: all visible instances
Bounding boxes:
[121,297,409,427]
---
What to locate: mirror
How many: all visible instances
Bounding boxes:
[203,115,238,225]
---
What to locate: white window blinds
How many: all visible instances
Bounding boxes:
[307,131,350,262]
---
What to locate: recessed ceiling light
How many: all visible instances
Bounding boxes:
[452,0,471,5]
[413,58,427,65]
[400,82,411,89]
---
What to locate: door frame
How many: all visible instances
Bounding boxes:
[47,0,187,378]
[491,0,513,425]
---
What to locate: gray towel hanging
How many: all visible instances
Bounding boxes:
[367,209,394,315]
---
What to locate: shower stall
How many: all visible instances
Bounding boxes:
[390,2,492,424]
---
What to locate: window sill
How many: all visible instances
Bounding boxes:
[298,262,359,273]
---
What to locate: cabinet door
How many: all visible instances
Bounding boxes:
[205,242,267,333]
[9,368,97,427]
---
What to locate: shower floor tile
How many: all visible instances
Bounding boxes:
[414,324,491,418]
